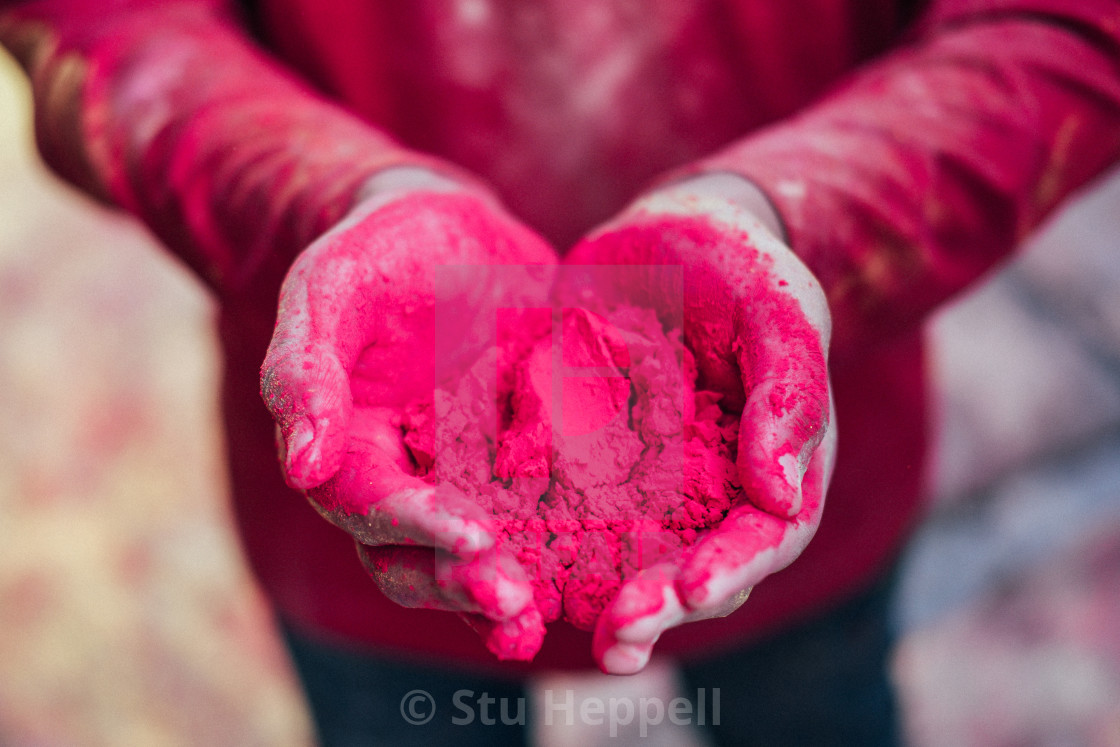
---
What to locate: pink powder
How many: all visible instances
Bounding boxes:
[403,305,741,653]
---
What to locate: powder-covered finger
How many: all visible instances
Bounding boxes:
[358,545,459,611]
[260,238,372,489]
[592,566,685,675]
[676,445,830,611]
[674,526,783,612]
[733,292,829,518]
[730,208,831,518]
[261,332,353,490]
[358,545,531,620]
[459,607,546,662]
[435,547,535,621]
[310,408,495,556]
[319,482,496,557]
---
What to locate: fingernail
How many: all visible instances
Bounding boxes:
[601,643,650,675]
[456,523,493,556]
[777,453,803,516]
[494,575,532,619]
[286,419,314,473]
[778,452,800,490]
[787,483,803,516]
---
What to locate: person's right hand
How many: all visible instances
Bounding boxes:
[260,168,557,659]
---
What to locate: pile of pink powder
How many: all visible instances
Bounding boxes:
[402,306,742,651]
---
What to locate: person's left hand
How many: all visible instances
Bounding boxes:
[557,175,836,674]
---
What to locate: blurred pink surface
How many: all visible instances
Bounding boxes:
[0,52,312,746]
[896,521,1120,745]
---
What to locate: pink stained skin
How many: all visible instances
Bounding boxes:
[396,196,833,666]
[260,188,557,651]
[558,197,834,674]
[563,207,831,518]
[401,305,742,650]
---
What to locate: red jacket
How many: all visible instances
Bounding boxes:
[3,0,1119,672]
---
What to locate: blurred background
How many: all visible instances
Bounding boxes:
[2,44,1119,745]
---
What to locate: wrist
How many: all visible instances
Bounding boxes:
[354,166,465,207]
[652,173,787,242]
[346,165,514,236]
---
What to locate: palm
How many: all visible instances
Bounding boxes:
[560,188,835,673]
[261,187,557,660]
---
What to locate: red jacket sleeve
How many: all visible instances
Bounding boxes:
[0,0,453,296]
[699,0,1120,357]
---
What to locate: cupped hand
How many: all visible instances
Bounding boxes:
[558,175,836,673]
[260,168,556,658]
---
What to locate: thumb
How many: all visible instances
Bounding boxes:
[260,245,363,489]
[734,290,830,518]
[259,205,391,489]
[735,373,828,519]
[262,337,353,490]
